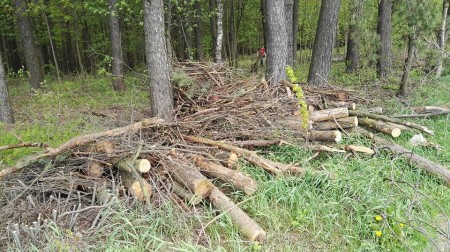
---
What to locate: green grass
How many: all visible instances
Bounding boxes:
[1,66,449,251]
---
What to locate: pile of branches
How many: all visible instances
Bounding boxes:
[0,62,448,248]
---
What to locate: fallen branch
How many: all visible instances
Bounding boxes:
[183,135,304,175]
[208,187,266,242]
[391,111,450,118]
[230,139,282,148]
[171,181,202,205]
[0,142,49,152]
[413,106,449,114]
[359,118,401,138]
[344,145,374,155]
[358,128,450,186]
[349,111,434,135]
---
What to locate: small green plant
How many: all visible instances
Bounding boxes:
[286,66,309,130]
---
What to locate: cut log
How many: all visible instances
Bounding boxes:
[358,128,450,186]
[384,122,411,131]
[360,107,383,114]
[162,158,214,200]
[183,135,304,175]
[309,107,349,122]
[194,156,257,195]
[119,170,152,202]
[308,130,342,143]
[228,153,239,169]
[208,187,266,242]
[352,127,374,139]
[116,159,151,173]
[348,111,434,135]
[328,101,356,110]
[171,181,202,205]
[359,118,401,138]
[311,116,358,130]
[86,161,103,178]
[86,141,116,154]
[344,145,374,155]
[413,106,449,114]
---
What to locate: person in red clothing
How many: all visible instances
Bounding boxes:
[258,46,266,66]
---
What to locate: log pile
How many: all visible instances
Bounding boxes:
[0,62,447,245]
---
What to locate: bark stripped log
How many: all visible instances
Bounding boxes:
[310,107,349,122]
[308,130,342,142]
[116,159,151,173]
[328,101,356,110]
[311,116,358,130]
[348,111,434,135]
[183,135,304,175]
[194,156,257,195]
[119,170,152,202]
[162,158,214,200]
[358,128,450,186]
[208,187,267,242]
[359,118,401,137]
[171,181,202,205]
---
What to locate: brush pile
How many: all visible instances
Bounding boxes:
[0,62,448,247]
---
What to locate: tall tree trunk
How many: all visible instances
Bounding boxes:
[292,0,300,66]
[376,0,393,79]
[82,20,92,73]
[215,0,224,63]
[436,0,449,77]
[0,53,14,123]
[308,0,342,86]
[397,32,416,97]
[144,0,174,120]
[285,0,294,67]
[260,0,267,49]
[109,0,125,91]
[73,11,86,77]
[165,0,174,64]
[194,0,204,61]
[14,0,44,89]
[265,0,287,85]
[209,0,218,59]
[346,0,363,73]
[43,13,61,83]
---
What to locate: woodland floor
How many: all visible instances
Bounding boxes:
[0,61,449,251]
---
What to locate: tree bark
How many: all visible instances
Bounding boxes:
[209,0,218,59]
[285,0,294,67]
[436,0,449,77]
[265,0,288,85]
[0,53,14,123]
[215,0,224,63]
[194,0,204,61]
[109,0,125,91]
[14,0,44,89]
[308,0,342,85]
[292,0,300,66]
[346,0,363,73]
[165,0,174,64]
[397,32,416,97]
[376,0,393,79]
[144,0,174,120]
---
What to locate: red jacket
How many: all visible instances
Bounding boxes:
[259,47,266,57]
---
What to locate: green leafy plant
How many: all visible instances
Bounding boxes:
[286,66,309,130]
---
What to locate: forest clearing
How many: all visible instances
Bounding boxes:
[0,0,450,251]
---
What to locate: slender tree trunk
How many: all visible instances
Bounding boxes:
[0,53,14,123]
[376,0,393,79]
[64,21,75,73]
[260,0,267,49]
[144,0,174,120]
[194,0,204,61]
[209,0,218,59]
[109,0,125,91]
[229,0,237,66]
[285,0,294,67]
[308,0,342,86]
[397,32,416,97]
[73,11,86,77]
[346,0,363,73]
[14,0,44,89]
[436,0,449,77]
[43,13,61,84]
[82,20,92,73]
[215,0,224,63]
[292,0,300,66]
[165,0,174,64]
[265,0,287,85]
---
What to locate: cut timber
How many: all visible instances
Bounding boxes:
[352,127,374,139]
[344,145,374,155]
[358,128,450,186]
[311,116,358,130]
[328,101,356,110]
[86,161,103,178]
[116,159,151,173]
[308,130,342,143]
[310,107,349,122]
[119,170,152,202]
[86,141,116,154]
[384,122,411,131]
[208,187,266,242]
[413,106,449,114]
[183,135,304,175]
[349,111,434,135]
[162,158,214,200]
[171,181,202,205]
[228,153,239,169]
[359,118,401,138]
[194,156,257,195]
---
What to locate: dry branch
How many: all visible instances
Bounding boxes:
[310,107,349,122]
[183,135,304,175]
[0,142,49,152]
[391,111,450,118]
[311,116,358,130]
[349,111,434,135]
[194,156,257,195]
[344,145,374,155]
[308,130,342,142]
[208,187,266,242]
[413,106,449,114]
[359,118,401,138]
[358,128,450,186]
